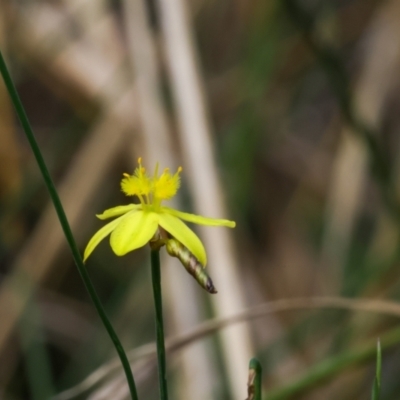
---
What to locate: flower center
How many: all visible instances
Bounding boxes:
[121,158,182,211]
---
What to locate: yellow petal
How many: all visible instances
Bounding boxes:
[158,212,207,266]
[96,204,141,220]
[83,215,126,262]
[110,210,159,256]
[161,207,236,228]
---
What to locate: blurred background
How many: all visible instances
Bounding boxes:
[2,0,400,399]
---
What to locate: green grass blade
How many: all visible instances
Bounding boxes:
[0,50,139,400]
[371,339,382,400]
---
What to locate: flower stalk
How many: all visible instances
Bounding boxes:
[150,249,169,400]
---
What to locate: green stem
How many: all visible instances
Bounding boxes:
[248,358,263,400]
[150,250,169,400]
[0,50,139,400]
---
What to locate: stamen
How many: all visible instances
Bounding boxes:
[123,173,130,178]
[154,162,160,180]
[138,158,146,175]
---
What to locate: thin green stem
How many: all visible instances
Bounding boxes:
[150,250,169,400]
[0,50,139,400]
[248,358,263,400]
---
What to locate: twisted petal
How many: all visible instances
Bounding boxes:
[162,207,236,228]
[96,204,141,220]
[159,212,207,266]
[83,215,126,262]
[110,210,159,256]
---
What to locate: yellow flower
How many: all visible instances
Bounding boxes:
[83,158,235,266]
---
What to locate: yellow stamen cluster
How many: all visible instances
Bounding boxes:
[121,158,182,204]
[153,167,182,200]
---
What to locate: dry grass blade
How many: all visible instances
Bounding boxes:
[54,296,400,400]
[0,0,138,377]
[122,0,216,398]
[87,374,128,400]
[320,0,400,289]
[0,112,129,365]
[157,0,254,397]
[0,5,22,203]
[53,344,156,400]
[13,3,130,111]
